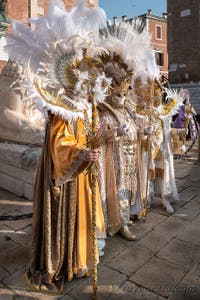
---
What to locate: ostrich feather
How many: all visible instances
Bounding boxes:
[158,88,185,117]
[100,20,160,85]
[4,0,108,121]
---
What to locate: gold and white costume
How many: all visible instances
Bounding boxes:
[99,100,138,239]
[135,79,183,214]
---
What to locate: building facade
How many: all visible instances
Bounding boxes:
[138,9,168,78]
[0,0,98,71]
[167,0,200,113]
[168,0,200,84]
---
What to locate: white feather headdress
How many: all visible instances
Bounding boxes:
[160,87,185,117]
[5,0,111,121]
[100,20,160,86]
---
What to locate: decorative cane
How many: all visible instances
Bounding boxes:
[141,135,150,222]
[141,81,154,222]
[82,50,110,299]
[91,96,98,300]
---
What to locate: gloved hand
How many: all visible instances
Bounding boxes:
[117,124,130,136]
[144,126,154,135]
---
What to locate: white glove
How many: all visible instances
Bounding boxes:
[117,124,131,136]
[144,126,154,135]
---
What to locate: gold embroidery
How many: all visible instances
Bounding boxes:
[153,145,163,161]
[161,98,176,115]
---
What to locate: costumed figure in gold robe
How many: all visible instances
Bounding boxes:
[5,0,112,295]
[24,114,106,293]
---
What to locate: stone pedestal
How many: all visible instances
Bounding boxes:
[0,142,41,200]
[0,60,45,199]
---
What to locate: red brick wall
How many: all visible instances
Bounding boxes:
[40,0,95,13]
[168,0,200,83]
[148,18,168,78]
[6,0,96,27]
[38,0,48,14]
[7,0,29,29]
[0,0,30,73]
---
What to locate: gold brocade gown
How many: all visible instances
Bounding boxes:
[24,114,105,295]
[99,106,138,236]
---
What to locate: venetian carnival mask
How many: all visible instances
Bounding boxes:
[110,78,131,108]
[100,52,132,109]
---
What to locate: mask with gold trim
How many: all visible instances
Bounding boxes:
[100,52,132,109]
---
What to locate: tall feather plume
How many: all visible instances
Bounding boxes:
[156,88,185,118]
[100,19,160,86]
[4,0,108,122]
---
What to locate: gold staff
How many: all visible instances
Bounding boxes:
[91,95,98,299]
[141,80,154,222]
[82,49,105,299]
[86,93,100,300]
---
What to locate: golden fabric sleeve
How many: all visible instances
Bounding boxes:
[50,115,89,186]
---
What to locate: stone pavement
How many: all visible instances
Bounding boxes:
[0,147,200,300]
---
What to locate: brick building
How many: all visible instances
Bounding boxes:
[138,9,168,78]
[167,0,200,113]
[0,0,98,71]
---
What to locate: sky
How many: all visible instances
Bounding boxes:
[99,0,167,21]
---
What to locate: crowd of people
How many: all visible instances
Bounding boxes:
[5,0,199,296]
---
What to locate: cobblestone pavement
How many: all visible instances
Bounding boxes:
[0,147,200,300]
